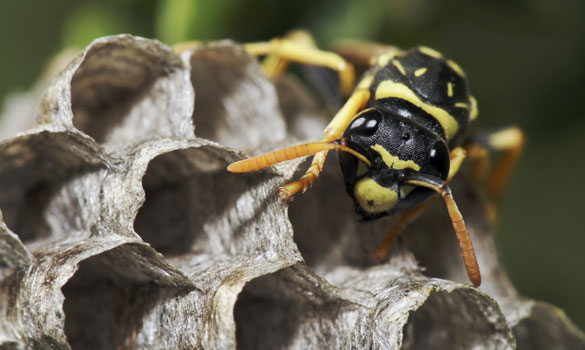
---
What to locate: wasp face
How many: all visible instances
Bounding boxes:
[339,108,450,220]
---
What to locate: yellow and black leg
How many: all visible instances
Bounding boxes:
[229,34,410,199]
[467,127,525,197]
[251,30,317,80]
[280,89,370,199]
[333,40,401,68]
[228,31,379,199]
[244,30,355,96]
[467,126,525,223]
[228,88,371,199]
[227,86,370,199]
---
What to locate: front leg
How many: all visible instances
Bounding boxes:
[280,89,371,199]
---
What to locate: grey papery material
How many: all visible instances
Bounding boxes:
[0,35,582,350]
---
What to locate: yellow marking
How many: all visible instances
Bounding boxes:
[371,144,421,171]
[447,59,466,77]
[392,59,406,76]
[375,80,459,140]
[400,185,415,199]
[414,67,427,77]
[447,82,454,97]
[356,162,369,177]
[354,178,398,213]
[488,127,524,150]
[469,96,479,120]
[406,179,440,191]
[447,147,467,181]
[376,51,397,67]
[419,46,442,59]
[357,73,375,90]
[454,102,469,109]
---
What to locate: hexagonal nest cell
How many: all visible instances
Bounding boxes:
[0,34,584,350]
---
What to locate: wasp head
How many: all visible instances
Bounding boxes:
[339,108,450,220]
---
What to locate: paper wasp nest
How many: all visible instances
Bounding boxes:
[0,35,583,350]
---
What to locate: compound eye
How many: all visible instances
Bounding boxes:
[347,109,383,138]
[429,142,450,179]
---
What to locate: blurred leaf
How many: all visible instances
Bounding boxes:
[313,0,385,44]
[155,0,197,44]
[61,3,130,48]
[156,0,233,42]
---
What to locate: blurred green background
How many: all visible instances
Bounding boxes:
[1,0,584,331]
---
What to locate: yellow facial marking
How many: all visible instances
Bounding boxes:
[357,73,375,90]
[392,59,406,76]
[356,161,369,177]
[419,46,442,59]
[454,102,469,109]
[447,82,454,97]
[447,59,466,77]
[414,67,427,77]
[400,185,415,199]
[469,96,479,120]
[371,144,421,171]
[377,51,397,67]
[375,80,459,140]
[354,178,398,213]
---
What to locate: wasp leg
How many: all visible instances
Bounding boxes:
[333,40,400,67]
[466,143,489,182]
[245,35,355,96]
[467,127,525,224]
[372,148,467,261]
[485,127,525,197]
[280,89,371,199]
[468,127,525,198]
[172,41,202,54]
[257,30,317,78]
[371,202,428,262]
[447,147,467,182]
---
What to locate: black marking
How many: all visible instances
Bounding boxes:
[348,109,383,137]
[370,97,446,140]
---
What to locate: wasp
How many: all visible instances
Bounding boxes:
[227,31,524,287]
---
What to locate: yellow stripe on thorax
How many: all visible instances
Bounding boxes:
[392,59,406,76]
[375,80,459,140]
[447,59,466,77]
[376,51,398,67]
[371,144,421,171]
[418,46,442,59]
[414,67,427,77]
[469,96,478,120]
